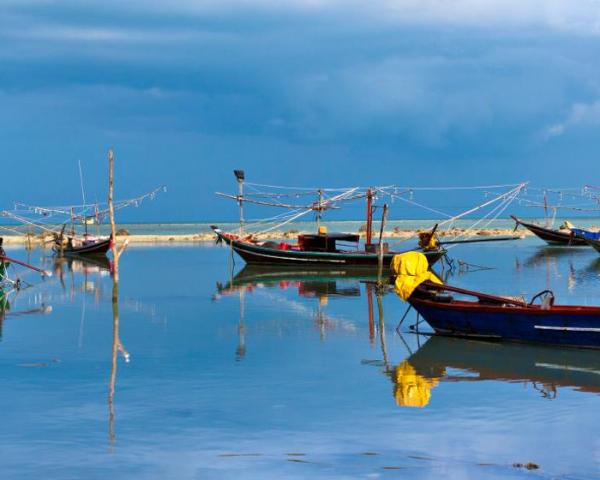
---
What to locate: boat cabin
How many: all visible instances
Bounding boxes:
[298,233,360,252]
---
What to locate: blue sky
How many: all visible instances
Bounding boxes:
[2,1,600,221]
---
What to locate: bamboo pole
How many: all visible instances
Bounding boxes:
[107,148,130,447]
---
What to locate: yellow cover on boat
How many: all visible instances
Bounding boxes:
[391,251,442,301]
[393,360,440,408]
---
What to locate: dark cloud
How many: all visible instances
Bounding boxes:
[1,1,599,219]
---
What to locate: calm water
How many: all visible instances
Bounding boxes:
[1,239,600,479]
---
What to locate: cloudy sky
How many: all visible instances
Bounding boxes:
[2,1,600,220]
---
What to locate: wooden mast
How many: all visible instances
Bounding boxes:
[234,170,245,235]
[316,189,323,232]
[377,203,388,285]
[366,188,373,247]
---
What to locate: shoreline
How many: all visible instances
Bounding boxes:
[1,228,531,245]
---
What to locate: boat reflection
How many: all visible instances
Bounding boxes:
[521,246,588,269]
[0,288,53,341]
[215,266,387,359]
[401,336,600,401]
[215,265,385,300]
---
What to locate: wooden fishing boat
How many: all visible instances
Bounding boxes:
[511,215,587,246]
[407,336,600,396]
[211,226,445,267]
[53,234,112,257]
[409,282,600,349]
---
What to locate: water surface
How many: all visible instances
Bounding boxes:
[1,239,599,479]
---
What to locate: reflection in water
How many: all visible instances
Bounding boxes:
[108,274,131,446]
[392,360,440,408]
[403,336,600,403]
[0,288,53,341]
[215,266,372,355]
[366,290,440,408]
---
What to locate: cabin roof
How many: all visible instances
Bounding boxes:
[298,233,360,242]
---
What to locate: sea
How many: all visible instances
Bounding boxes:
[1,233,600,479]
[2,216,598,236]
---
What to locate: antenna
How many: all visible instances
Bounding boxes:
[78,159,86,206]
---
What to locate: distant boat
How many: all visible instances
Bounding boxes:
[511,215,588,246]
[408,282,600,349]
[211,226,445,268]
[53,233,112,257]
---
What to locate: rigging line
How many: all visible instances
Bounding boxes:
[15,185,166,214]
[387,193,454,219]
[436,183,527,228]
[244,209,307,232]
[443,189,522,249]
[389,186,523,248]
[215,192,340,210]
[389,183,524,191]
[246,182,357,192]
[244,183,316,198]
[254,188,360,235]
[0,211,62,235]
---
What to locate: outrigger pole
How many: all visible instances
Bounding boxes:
[234,170,245,235]
[0,255,52,277]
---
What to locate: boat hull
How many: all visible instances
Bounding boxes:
[411,298,600,349]
[512,216,587,246]
[53,237,111,257]
[214,229,445,267]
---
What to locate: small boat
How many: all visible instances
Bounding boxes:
[409,282,600,349]
[53,234,112,257]
[511,215,588,246]
[211,226,445,267]
[390,250,600,349]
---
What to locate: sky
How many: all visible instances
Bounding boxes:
[1,1,600,222]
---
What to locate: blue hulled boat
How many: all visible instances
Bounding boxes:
[410,283,600,349]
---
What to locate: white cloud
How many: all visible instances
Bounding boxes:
[544,100,600,139]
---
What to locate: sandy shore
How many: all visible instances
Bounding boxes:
[1,228,530,245]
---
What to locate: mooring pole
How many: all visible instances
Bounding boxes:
[234,170,245,236]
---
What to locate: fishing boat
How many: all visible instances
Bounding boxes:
[389,250,600,349]
[53,224,112,257]
[511,215,588,246]
[409,282,600,349]
[54,236,111,257]
[212,225,445,267]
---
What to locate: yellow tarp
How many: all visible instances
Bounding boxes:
[391,251,442,301]
[393,360,440,408]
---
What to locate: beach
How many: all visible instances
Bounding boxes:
[0,227,532,245]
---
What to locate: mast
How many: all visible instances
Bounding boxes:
[366,188,373,246]
[234,170,245,235]
[316,189,323,231]
[377,203,388,285]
